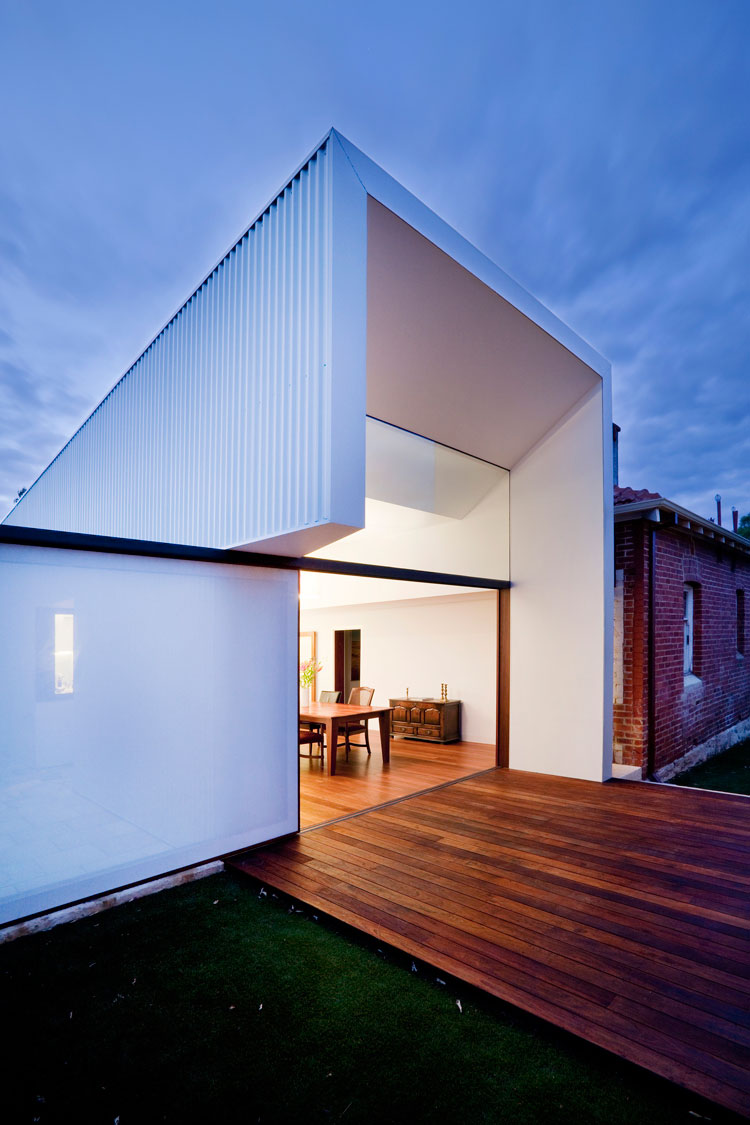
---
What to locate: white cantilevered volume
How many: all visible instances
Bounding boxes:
[5,136,367,554]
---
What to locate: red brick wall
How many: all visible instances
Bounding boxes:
[614,516,750,774]
[613,521,648,768]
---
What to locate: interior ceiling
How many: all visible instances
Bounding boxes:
[300,570,489,611]
[365,198,600,469]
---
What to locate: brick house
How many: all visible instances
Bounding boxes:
[614,485,750,779]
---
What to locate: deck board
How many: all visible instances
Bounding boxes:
[230,769,750,1116]
[299,735,495,827]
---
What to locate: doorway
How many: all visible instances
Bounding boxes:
[299,572,504,829]
[334,629,361,703]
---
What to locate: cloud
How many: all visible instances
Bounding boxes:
[0,263,109,514]
[548,175,750,518]
[0,355,91,514]
[0,0,748,526]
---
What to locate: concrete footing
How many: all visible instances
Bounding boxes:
[0,860,224,944]
[654,717,750,783]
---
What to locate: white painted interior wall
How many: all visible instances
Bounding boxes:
[301,589,497,744]
[508,385,614,781]
[0,544,298,924]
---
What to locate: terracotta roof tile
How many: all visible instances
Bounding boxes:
[614,485,662,505]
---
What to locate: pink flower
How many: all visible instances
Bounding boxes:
[299,658,323,687]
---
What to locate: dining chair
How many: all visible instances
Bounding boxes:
[299,727,324,760]
[301,690,341,749]
[339,686,375,758]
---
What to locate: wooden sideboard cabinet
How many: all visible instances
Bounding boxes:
[389,698,461,743]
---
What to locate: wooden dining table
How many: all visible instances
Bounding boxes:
[299,701,392,776]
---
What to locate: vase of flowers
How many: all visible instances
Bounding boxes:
[299,658,322,707]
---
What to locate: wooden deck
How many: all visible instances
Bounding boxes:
[231,769,750,1116]
[299,735,495,828]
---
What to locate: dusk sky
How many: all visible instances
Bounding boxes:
[1,0,748,523]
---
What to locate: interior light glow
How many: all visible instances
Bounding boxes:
[54,613,74,695]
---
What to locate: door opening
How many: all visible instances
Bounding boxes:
[334,629,361,703]
[299,571,504,830]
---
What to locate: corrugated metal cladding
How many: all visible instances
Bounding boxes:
[8,140,337,548]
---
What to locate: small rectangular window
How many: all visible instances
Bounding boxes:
[737,590,745,656]
[683,585,694,676]
[54,613,74,694]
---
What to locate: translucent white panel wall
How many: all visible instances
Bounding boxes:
[6,134,367,553]
[0,543,298,924]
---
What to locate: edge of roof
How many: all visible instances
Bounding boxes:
[331,129,610,381]
[615,494,750,553]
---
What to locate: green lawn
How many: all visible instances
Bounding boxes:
[672,737,750,795]
[0,872,730,1124]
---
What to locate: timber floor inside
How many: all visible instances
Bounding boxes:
[299,735,495,828]
[231,769,750,1117]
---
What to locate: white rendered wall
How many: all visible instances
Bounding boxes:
[6,135,367,554]
[301,591,497,744]
[508,385,613,781]
[0,544,298,924]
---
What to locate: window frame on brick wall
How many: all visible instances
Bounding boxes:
[737,589,745,658]
[683,583,696,679]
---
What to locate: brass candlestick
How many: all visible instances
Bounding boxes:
[441,683,448,701]
[406,687,409,700]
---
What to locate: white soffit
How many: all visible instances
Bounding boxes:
[365,198,600,469]
[334,129,608,379]
[331,130,609,469]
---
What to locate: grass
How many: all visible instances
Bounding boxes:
[0,871,731,1124]
[672,737,750,795]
